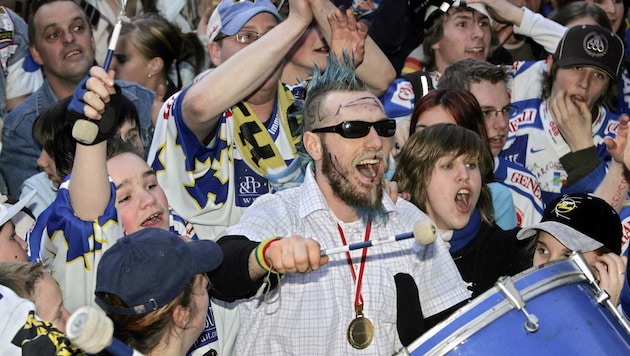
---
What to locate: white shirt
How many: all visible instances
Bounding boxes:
[224,167,470,355]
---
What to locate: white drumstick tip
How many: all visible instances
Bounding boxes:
[66,306,114,354]
[413,220,437,245]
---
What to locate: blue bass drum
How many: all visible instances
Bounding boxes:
[401,253,630,355]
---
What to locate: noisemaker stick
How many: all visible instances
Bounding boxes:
[320,220,438,256]
[72,0,128,144]
[102,0,128,70]
[66,306,144,356]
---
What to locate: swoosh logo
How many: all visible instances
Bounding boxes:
[530,147,545,154]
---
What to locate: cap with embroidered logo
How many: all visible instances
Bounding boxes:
[207,0,282,42]
[517,193,621,255]
[554,24,624,80]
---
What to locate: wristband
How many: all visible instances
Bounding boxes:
[255,237,281,273]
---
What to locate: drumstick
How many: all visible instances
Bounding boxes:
[102,0,128,71]
[66,306,144,356]
[72,0,127,144]
[320,220,437,256]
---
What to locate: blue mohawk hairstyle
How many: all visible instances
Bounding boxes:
[295,52,366,169]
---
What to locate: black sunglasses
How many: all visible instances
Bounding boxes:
[311,119,396,139]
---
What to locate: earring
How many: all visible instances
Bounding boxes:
[148,73,153,78]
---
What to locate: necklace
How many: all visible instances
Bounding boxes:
[337,220,374,349]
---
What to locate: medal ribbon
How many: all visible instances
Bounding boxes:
[337,220,372,313]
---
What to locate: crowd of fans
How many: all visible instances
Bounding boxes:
[2,0,630,354]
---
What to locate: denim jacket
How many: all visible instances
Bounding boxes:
[0,79,155,196]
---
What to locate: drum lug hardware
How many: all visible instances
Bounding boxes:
[496,276,539,332]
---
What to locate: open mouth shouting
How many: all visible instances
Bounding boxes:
[455,188,472,213]
[356,156,382,184]
[141,212,164,228]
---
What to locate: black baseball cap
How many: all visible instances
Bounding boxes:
[517,194,621,255]
[554,25,624,80]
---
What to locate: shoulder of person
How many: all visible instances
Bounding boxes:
[4,92,39,124]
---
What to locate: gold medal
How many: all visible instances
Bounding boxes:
[338,222,375,349]
[347,304,374,349]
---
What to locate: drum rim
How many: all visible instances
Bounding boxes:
[401,257,588,355]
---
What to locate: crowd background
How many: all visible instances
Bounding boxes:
[2,0,630,354]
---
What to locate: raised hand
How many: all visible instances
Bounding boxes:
[550,89,594,152]
[605,114,630,167]
[467,0,525,26]
[290,0,314,27]
[328,7,367,68]
[593,253,628,306]
[69,67,116,119]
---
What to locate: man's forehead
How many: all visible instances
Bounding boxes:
[35,1,85,24]
[328,94,385,117]
[446,8,489,20]
[470,80,509,100]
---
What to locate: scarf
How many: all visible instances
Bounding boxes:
[449,209,482,254]
[232,82,304,191]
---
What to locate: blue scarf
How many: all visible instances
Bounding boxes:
[449,209,482,254]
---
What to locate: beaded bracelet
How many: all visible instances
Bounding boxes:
[255,237,281,273]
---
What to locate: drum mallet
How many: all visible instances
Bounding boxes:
[66,306,144,356]
[320,220,438,256]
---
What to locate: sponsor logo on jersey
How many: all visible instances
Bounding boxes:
[234,159,269,207]
[191,305,219,351]
[549,120,560,137]
[606,120,619,135]
[509,109,536,133]
[552,165,566,187]
[508,167,542,201]
[394,81,414,105]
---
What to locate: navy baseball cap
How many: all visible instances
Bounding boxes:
[207,0,282,42]
[554,25,624,80]
[517,194,621,255]
[95,228,223,315]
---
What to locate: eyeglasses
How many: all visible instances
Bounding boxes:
[215,30,265,44]
[481,105,518,119]
[311,119,396,139]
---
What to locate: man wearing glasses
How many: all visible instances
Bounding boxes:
[438,58,545,227]
[213,53,469,354]
[146,0,395,241]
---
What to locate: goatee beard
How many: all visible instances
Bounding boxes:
[321,149,385,214]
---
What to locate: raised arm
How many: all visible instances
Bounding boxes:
[181,0,313,141]
[310,0,395,96]
[67,66,117,221]
[468,0,566,53]
[595,114,630,211]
